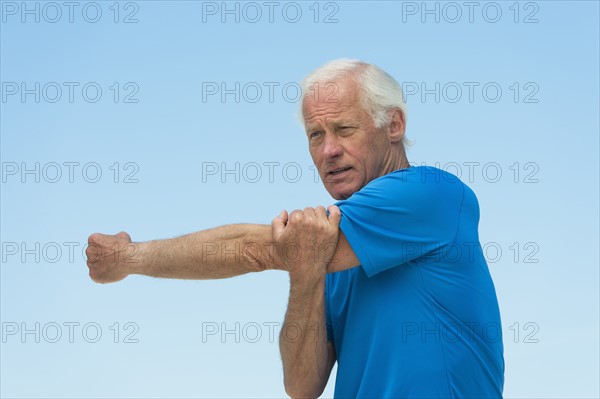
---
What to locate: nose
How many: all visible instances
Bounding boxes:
[322,131,343,160]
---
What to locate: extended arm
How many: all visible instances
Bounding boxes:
[86,217,359,284]
[86,224,286,283]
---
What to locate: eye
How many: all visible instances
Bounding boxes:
[337,126,356,135]
[309,131,322,139]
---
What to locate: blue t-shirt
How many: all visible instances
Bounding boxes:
[326,165,504,398]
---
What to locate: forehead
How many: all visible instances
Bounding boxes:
[302,78,363,125]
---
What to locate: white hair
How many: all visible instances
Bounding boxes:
[299,59,414,147]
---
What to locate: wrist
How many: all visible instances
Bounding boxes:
[289,268,326,290]
[126,241,150,275]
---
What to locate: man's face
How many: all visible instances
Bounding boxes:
[303,78,393,200]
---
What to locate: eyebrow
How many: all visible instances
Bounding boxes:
[304,122,323,132]
[332,119,359,128]
[304,111,361,134]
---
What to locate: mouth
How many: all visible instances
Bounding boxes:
[327,166,352,177]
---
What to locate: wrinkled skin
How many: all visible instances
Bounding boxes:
[271,205,341,282]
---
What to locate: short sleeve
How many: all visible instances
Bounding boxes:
[335,168,464,277]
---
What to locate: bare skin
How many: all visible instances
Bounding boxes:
[272,75,409,397]
[304,75,410,200]
[86,73,409,398]
[86,76,407,284]
[87,225,283,283]
[272,206,340,398]
[86,223,359,283]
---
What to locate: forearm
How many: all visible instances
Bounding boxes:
[280,274,329,398]
[128,224,286,279]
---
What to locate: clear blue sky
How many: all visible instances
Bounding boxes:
[1,1,599,397]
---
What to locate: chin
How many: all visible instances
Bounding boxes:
[327,185,357,201]
[329,192,346,200]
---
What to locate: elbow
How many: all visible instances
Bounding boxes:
[239,238,268,273]
[241,247,266,273]
[284,378,324,399]
[285,387,321,399]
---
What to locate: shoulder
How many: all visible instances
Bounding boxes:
[343,166,465,209]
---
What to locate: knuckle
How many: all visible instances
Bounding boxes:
[290,210,303,222]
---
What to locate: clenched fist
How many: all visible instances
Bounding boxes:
[86,231,138,284]
[271,205,341,283]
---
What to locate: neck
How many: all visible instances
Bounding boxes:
[381,144,410,175]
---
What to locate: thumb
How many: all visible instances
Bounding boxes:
[327,205,341,227]
[116,231,131,241]
[271,210,288,240]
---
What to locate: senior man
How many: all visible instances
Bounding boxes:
[87,59,504,398]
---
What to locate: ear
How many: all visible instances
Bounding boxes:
[387,108,406,144]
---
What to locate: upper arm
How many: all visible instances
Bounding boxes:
[325,170,464,277]
[261,169,461,275]
[254,223,360,273]
[326,230,360,273]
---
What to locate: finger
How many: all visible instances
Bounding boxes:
[116,231,131,241]
[271,210,288,239]
[289,209,304,224]
[327,205,341,227]
[303,207,316,220]
[281,210,289,224]
[86,242,102,263]
[88,233,100,244]
[315,206,327,220]
[272,209,288,224]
